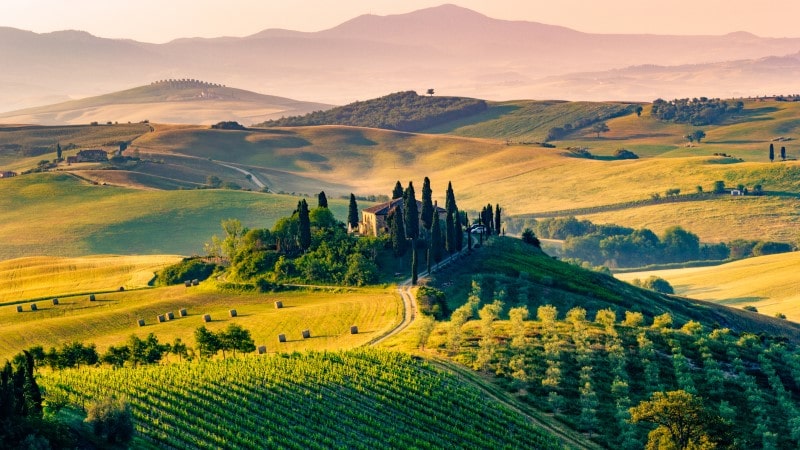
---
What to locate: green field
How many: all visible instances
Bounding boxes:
[615,251,800,320]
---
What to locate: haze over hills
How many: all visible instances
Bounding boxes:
[5,4,800,113]
[0,80,333,126]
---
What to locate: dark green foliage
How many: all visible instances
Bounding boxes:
[210,121,246,130]
[614,148,638,159]
[156,257,217,286]
[651,97,742,125]
[494,205,502,235]
[591,122,610,138]
[770,143,775,162]
[751,241,794,256]
[521,228,541,248]
[781,146,787,160]
[416,286,448,319]
[411,246,419,285]
[125,334,168,367]
[420,177,433,231]
[258,91,488,131]
[712,180,726,194]
[55,142,62,160]
[392,181,403,199]
[481,204,494,235]
[194,326,221,359]
[634,276,675,294]
[347,193,359,230]
[298,199,311,252]
[0,352,56,448]
[42,342,98,370]
[85,397,134,444]
[317,191,328,208]
[404,182,419,240]
[390,206,407,256]
[445,210,455,255]
[218,324,256,357]
[431,210,443,262]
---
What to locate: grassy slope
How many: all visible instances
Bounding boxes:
[0,282,401,361]
[615,251,800,320]
[0,255,181,302]
[0,173,352,260]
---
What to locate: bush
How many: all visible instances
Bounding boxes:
[156,258,217,285]
[416,286,448,319]
[751,241,793,256]
[85,397,134,444]
[614,148,639,159]
[637,276,675,294]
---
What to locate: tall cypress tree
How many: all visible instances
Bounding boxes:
[317,191,328,208]
[445,182,456,214]
[495,204,502,235]
[56,142,62,160]
[298,199,311,251]
[781,146,787,161]
[392,181,404,199]
[411,246,418,285]
[445,210,455,255]
[347,193,359,231]
[421,177,434,231]
[769,143,775,162]
[455,210,463,251]
[431,209,443,262]
[485,204,494,235]
[390,206,407,256]
[404,182,419,240]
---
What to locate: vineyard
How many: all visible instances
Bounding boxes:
[40,349,562,449]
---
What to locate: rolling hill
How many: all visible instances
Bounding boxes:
[0,80,333,126]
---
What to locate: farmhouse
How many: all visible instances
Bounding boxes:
[358,198,446,236]
[0,171,17,178]
[75,149,108,162]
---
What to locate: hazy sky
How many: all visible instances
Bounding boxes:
[5,0,800,43]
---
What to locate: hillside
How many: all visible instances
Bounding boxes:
[0,80,333,126]
[616,252,800,320]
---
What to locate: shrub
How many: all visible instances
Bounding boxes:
[751,241,793,256]
[614,148,638,159]
[416,286,448,319]
[85,397,134,444]
[156,258,217,286]
[641,276,675,294]
[743,305,758,312]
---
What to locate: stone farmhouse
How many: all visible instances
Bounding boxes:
[358,198,446,236]
[73,149,108,163]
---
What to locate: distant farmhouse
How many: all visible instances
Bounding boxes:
[358,198,446,236]
[68,149,108,163]
[0,171,17,178]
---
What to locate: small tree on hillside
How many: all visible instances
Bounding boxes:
[713,180,725,194]
[781,146,786,161]
[317,191,328,208]
[769,143,775,162]
[56,142,62,160]
[635,106,643,117]
[692,130,706,143]
[431,210,443,262]
[591,122,610,138]
[347,193,359,232]
[426,88,435,96]
[630,390,726,450]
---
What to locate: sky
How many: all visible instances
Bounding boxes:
[5,0,800,43]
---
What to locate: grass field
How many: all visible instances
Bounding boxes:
[615,251,800,320]
[0,282,401,361]
[0,255,181,302]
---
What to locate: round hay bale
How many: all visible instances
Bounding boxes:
[257,345,267,354]
[229,309,237,318]
[89,294,96,301]
[137,319,145,327]
[30,303,37,311]
[166,311,175,320]
[278,334,286,343]
[274,301,283,309]
[52,298,59,305]
[179,308,188,317]
[119,286,125,291]
[350,325,359,334]
[302,329,311,339]
[157,314,166,323]
[184,280,191,287]
[16,305,23,313]
[202,314,211,323]
[192,279,199,286]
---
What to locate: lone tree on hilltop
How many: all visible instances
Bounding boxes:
[770,143,775,162]
[426,88,435,96]
[591,122,610,138]
[347,193,359,232]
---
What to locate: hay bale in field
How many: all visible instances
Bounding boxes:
[302,329,311,339]
[202,314,211,323]
[157,314,166,323]
[16,305,23,313]
[257,346,266,354]
[229,309,237,317]
[184,280,191,287]
[52,298,59,305]
[274,300,283,309]
[166,312,175,320]
[350,326,359,334]
[179,308,187,317]
[30,304,37,311]
[192,279,199,286]
[137,319,145,327]
[278,334,286,343]
[89,294,96,301]
[119,286,125,291]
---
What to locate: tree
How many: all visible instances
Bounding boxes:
[220,218,247,261]
[417,315,436,349]
[591,122,610,138]
[635,106,643,117]
[390,206,407,256]
[85,397,134,444]
[56,142,62,160]
[298,199,311,251]
[630,390,724,450]
[769,143,775,162]
[712,180,725,194]
[420,177,434,231]
[494,204,501,235]
[347,193,359,232]
[392,181,404,199]
[317,191,328,208]
[426,88,435,96]
[218,324,255,357]
[781,146,787,161]
[404,182,419,240]
[431,209,443,262]
[521,228,541,247]
[692,130,706,143]
[445,210,455,255]
[411,246,418,285]
[194,326,221,358]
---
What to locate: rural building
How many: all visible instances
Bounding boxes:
[358,198,446,236]
[75,149,108,162]
[0,171,17,178]
[66,156,78,164]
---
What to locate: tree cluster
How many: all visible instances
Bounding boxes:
[651,97,743,125]
[256,91,488,132]
[210,121,246,130]
[194,324,255,358]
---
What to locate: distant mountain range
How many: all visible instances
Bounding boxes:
[3,4,800,116]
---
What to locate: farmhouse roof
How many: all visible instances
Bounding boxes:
[362,198,446,215]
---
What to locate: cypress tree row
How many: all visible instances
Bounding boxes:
[347,193,359,231]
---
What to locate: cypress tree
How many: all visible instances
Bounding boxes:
[317,191,328,208]
[56,142,62,160]
[347,193,359,231]
[781,146,786,160]
[404,182,419,240]
[298,199,311,251]
[455,210,463,251]
[421,177,434,231]
[392,181,404,199]
[390,206,407,256]
[445,210,455,254]
[769,143,775,162]
[495,204,502,235]
[485,204,494,235]
[411,246,418,285]
[431,209,443,262]
[445,182,456,214]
